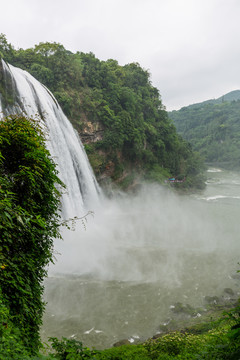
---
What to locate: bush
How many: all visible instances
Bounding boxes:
[49,337,99,359]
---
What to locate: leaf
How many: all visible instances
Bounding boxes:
[3,211,13,223]
[16,215,24,225]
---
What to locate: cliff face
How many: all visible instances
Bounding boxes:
[71,114,138,190]
[0,58,3,80]
[81,121,120,187]
[80,119,104,144]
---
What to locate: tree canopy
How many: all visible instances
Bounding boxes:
[0,34,205,188]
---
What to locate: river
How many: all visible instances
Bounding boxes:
[41,168,240,349]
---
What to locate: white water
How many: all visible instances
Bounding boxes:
[0,60,100,218]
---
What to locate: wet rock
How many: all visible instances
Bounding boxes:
[223,288,234,296]
[156,318,173,335]
[204,296,220,305]
[171,302,196,316]
[152,333,164,340]
[158,325,170,334]
[113,339,131,347]
[230,273,240,280]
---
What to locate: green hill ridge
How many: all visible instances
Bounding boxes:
[185,90,240,109]
[169,91,240,169]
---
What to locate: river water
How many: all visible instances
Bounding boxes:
[41,168,240,349]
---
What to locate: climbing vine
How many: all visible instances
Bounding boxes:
[0,115,64,354]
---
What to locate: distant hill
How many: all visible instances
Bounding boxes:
[217,89,240,102]
[169,91,240,169]
[182,90,240,110]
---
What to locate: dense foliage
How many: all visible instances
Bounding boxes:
[169,96,240,170]
[0,34,205,189]
[0,115,63,355]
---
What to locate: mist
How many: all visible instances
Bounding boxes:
[43,177,239,348]
[49,182,238,287]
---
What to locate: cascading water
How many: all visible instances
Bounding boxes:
[0,60,100,218]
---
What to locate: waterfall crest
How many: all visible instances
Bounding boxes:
[0,60,101,218]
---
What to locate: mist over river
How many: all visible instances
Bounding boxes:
[41,168,240,349]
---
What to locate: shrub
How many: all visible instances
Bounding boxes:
[49,337,99,359]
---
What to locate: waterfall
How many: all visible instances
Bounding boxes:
[0,60,101,218]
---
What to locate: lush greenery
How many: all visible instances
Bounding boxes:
[41,298,240,359]
[0,34,205,189]
[0,117,238,358]
[1,303,240,359]
[46,317,240,359]
[0,115,63,357]
[1,36,240,359]
[169,93,240,170]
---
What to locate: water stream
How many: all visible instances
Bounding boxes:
[0,60,100,218]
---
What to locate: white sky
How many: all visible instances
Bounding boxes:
[2,0,240,110]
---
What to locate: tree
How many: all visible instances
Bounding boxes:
[0,33,15,62]
[0,115,64,354]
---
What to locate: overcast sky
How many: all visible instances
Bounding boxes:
[2,0,240,110]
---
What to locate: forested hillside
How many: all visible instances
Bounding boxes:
[169,94,240,169]
[0,34,205,189]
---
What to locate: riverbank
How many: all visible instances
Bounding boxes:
[39,298,240,359]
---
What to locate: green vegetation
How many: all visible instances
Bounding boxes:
[0,115,63,357]
[40,299,240,359]
[0,117,239,360]
[1,36,240,359]
[2,314,240,359]
[169,94,240,170]
[0,33,205,189]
